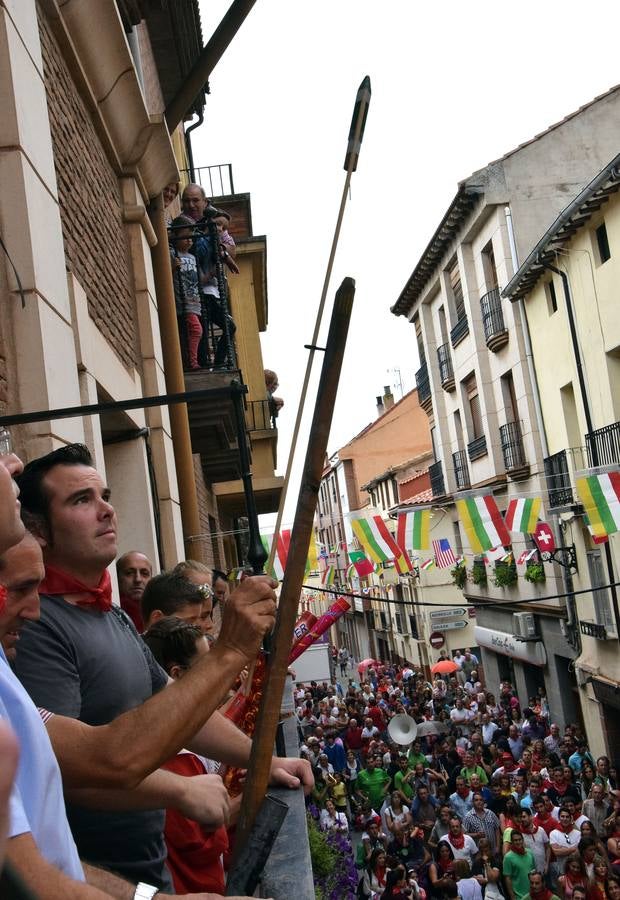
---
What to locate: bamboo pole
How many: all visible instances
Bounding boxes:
[227,277,356,891]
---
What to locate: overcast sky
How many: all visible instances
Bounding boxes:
[194,0,619,526]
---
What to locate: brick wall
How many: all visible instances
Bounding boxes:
[193,454,225,567]
[38,12,138,370]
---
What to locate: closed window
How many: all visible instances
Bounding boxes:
[587,549,615,633]
[595,222,611,264]
[463,373,483,440]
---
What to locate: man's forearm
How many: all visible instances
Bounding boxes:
[66,768,187,813]
[8,834,111,899]
[47,643,246,789]
[82,865,134,899]
[186,709,252,764]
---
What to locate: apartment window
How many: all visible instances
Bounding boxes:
[463,373,483,439]
[545,279,558,315]
[438,305,449,344]
[501,371,519,424]
[408,613,419,639]
[395,612,403,633]
[391,477,399,506]
[587,549,615,633]
[449,260,466,321]
[481,240,499,291]
[379,611,388,630]
[595,222,611,264]
[415,316,425,364]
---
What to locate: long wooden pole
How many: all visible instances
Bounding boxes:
[227,277,356,886]
[266,76,371,575]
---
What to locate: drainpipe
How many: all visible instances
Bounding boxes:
[148,194,205,564]
[184,109,204,184]
[504,207,549,458]
[540,259,620,638]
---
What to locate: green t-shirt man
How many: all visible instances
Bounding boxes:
[460,764,488,785]
[394,768,414,802]
[503,848,536,900]
[407,748,427,769]
[357,765,391,809]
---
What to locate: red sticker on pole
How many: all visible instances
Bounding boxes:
[533,522,555,557]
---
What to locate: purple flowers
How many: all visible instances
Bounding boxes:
[307,805,358,899]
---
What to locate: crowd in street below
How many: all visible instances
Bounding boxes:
[295,650,620,900]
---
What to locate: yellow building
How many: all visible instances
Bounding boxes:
[504,153,620,755]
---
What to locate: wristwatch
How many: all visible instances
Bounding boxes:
[134,884,159,900]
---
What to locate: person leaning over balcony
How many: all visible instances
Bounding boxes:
[169,214,203,370]
[12,443,311,892]
[181,183,238,369]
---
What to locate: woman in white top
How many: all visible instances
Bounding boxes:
[319,799,348,835]
[385,790,412,850]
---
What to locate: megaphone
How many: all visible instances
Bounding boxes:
[387,714,418,747]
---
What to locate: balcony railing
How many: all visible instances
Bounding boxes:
[467,434,488,461]
[453,448,471,490]
[179,163,235,197]
[415,361,432,409]
[429,460,446,497]
[450,314,470,348]
[480,287,509,351]
[500,420,528,476]
[544,449,573,507]
[437,342,455,391]
[245,399,278,432]
[586,420,620,467]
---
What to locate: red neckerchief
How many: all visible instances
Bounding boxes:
[0,584,6,615]
[457,785,471,799]
[511,842,526,855]
[531,887,552,900]
[559,823,574,834]
[450,832,465,849]
[438,859,453,873]
[40,564,112,612]
[375,865,386,887]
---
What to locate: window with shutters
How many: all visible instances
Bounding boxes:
[395,612,403,633]
[463,373,483,440]
[408,613,419,639]
[587,549,616,634]
[449,260,466,321]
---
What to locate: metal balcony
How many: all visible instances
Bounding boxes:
[179,163,235,198]
[437,342,455,391]
[452,448,471,490]
[500,421,529,479]
[450,314,469,348]
[586,420,620,467]
[245,398,277,432]
[480,288,509,351]
[429,460,446,497]
[544,449,573,507]
[467,434,488,461]
[415,361,432,412]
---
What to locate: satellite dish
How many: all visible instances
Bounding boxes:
[387,713,418,747]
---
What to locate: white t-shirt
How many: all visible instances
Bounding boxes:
[549,827,581,872]
[0,649,84,881]
[386,804,410,828]
[447,833,477,864]
[522,825,549,873]
[320,809,348,833]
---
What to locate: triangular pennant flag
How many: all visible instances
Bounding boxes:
[505,497,542,534]
[396,508,430,552]
[420,558,435,571]
[456,495,511,553]
[348,549,375,576]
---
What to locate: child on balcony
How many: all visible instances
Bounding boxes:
[169,215,203,370]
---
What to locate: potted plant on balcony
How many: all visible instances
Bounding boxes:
[493,559,518,588]
[451,562,467,590]
[471,559,487,586]
[524,561,546,584]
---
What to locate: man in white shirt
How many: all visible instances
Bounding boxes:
[519,807,550,875]
[445,815,477,865]
[549,807,581,877]
[450,698,473,732]
[481,713,499,746]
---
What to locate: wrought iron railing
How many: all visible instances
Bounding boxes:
[544,449,573,507]
[453,448,471,490]
[467,434,488,461]
[450,314,469,347]
[437,342,454,389]
[246,399,278,432]
[177,292,237,372]
[586,420,620,467]
[480,288,508,348]
[500,421,527,471]
[429,460,446,497]
[415,361,431,406]
[179,163,235,197]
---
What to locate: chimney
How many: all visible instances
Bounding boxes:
[376,395,384,416]
[383,385,394,410]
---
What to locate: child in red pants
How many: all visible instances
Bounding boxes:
[169,215,203,369]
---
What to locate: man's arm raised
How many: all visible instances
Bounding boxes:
[45,576,277,789]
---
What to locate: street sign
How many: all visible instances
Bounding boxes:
[431,620,468,631]
[430,607,466,619]
[429,631,445,649]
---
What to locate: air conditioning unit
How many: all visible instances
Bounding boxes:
[512,612,537,641]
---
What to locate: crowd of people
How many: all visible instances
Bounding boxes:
[0,444,313,898]
[295,652,620,900]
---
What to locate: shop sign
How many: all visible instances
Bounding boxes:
[474,625,547,666]
[432,620,468,631]
[430,608,466,619]
[353,597,364,613]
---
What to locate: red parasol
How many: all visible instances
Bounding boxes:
[431,659,458,675]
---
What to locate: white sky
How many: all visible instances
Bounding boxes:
[194,0,620,525]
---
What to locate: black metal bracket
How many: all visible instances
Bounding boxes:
[304,344,326,352]
[541,544,578,573]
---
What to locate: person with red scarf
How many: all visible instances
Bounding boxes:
[503,831,536,900]
[524,871,561,900]
[533,796,560,836]
[550,808,582,881]
[445,816,477,865]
